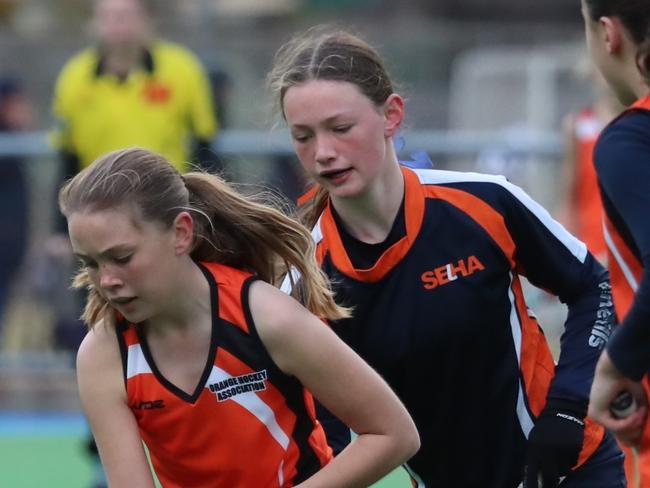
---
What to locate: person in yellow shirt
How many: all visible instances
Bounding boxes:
[51,0,218,177]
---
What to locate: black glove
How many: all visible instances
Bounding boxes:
[523,398,586,488]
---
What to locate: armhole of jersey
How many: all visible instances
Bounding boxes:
[240,276,280,369]
[241,275,261,340]
[115,319,129,386]
[196,261,220,320]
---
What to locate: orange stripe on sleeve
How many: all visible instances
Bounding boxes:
[509,275,553,417]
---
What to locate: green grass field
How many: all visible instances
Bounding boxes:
[0,414,411,487]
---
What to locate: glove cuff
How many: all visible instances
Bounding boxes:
[543,397,588,420]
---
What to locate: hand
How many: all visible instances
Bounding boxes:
[588,350,648,447]
[523,399,585,488]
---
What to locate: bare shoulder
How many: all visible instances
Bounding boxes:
[247,280,306,336]
[76,320,123,382]
[247,280,326,373]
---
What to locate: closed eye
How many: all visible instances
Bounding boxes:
[292,132,311,143]
[113,255,132,265]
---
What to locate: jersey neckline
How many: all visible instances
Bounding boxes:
[320,166,425,282]
[134,261,220,404]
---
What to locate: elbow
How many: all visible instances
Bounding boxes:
[397,420,420,462]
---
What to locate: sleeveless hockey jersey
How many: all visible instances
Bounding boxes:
[292,167,611,487]
[116,262,332,488]
[595,94,650,485]
[597,96,649,323]
[572,108,607,259]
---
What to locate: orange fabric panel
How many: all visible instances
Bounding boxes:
[631,95,650,110]
[575,417,605,469]
[509,275,553,417]
[203,261,250,333]
[216,348,332,466]
[122,325,139,346]
[297,185,319,207]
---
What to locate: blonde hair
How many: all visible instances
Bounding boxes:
[59,147,350,328]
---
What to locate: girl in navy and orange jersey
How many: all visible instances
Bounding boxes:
[582,0,650,485]
[269,27,625,488]
[59,147,419,488]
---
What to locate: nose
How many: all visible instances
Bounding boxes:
[314,134,337,165]
[99,264,122,290]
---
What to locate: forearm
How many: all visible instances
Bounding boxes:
[550,272,615,402]
[101,457,156,488]
[296,433,413,488]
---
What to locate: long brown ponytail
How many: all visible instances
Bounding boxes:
[59,148,350,329]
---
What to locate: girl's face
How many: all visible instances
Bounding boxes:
[283,79,402,199]
[68,205,179,324]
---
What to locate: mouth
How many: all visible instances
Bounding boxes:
[110,297,137,307]
[319,168,352,181]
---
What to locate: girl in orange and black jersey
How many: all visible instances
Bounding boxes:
[60,147,419,488]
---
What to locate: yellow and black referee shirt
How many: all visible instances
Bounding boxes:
[52,40,218,172]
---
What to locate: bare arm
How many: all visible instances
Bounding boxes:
[249,281,420,488]
[77,323,155,488]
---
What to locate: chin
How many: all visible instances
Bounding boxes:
[326,180,365,199]
[119,308,147,325]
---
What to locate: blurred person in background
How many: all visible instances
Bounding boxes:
[0,78,33,347]
[51,0,218,180]
[559,65,625,264]
[273,27,625,488]
[582,0,650,486]
[48,0,220,353]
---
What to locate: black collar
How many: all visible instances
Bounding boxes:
[94,46,155,79]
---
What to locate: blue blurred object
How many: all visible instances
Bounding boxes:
[394,135,435,169]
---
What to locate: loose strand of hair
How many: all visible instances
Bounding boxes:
[183,172,349,320]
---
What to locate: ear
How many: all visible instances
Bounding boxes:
[172,211,194,255]
[383,94,404,137]
[600,16,622,54]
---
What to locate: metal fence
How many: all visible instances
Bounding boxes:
[0,129,562,158]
